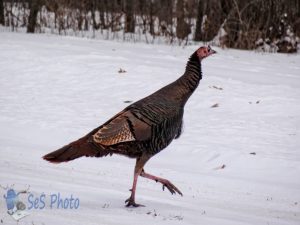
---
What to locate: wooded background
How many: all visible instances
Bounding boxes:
[0,0,299,53]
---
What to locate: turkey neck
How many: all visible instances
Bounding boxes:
[155,52,202,106]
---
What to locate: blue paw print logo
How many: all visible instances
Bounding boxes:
[1,185,30,221]
[4,189,26,215]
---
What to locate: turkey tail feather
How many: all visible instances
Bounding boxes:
[43,135,105,163]
[43,145,86,163]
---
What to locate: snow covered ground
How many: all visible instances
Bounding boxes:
[0,32,299,225]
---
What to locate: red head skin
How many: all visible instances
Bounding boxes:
[196,45,217,61]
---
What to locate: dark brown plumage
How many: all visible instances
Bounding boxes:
[43,46,216,207]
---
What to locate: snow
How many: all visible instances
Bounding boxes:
[0,32,300,225]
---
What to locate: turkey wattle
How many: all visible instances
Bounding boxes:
[43,46,217,207]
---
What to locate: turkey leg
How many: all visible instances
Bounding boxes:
[125,155,150,207]
[140,169,183,196]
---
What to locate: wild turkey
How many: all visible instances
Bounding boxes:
[43,46,216,207]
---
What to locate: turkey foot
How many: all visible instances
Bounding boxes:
[125,196,145,207]
[140,170,183,196]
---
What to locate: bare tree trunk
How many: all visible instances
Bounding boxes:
[194,0,204,41]
[201,0,223,41]
[176,0,191,40]
[90,0,100,30]
[98,0,106,29]
[0,0,4,25]
[294,0,300,37]
[125,0,135,33]
[176,0,184,39]
[149,0,154,35]
[27,0,41,33]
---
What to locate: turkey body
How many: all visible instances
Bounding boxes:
[43,46,216,207]
[92,95,184,158]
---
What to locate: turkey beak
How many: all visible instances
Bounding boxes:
[208,45,217,55]
[211,49,217,54]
